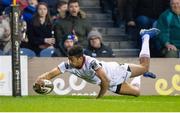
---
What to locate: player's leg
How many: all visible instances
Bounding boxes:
[116,28,159,96]
[116,28,160,96]
[116,82,140,96]
[129,28,160,78]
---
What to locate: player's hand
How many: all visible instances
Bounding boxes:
[33,78,45,94]
[34,79,44,90]
[35,76,46,87]
[165,44,177,51]
[96,96,102,99]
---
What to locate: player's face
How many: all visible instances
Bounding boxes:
[38,4,48,18]
[68,2,80,16]
[171,0,180,15]
[68,56,83,68]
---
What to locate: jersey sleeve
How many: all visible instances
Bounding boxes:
[58,61,69,73]
[89,58,102,71]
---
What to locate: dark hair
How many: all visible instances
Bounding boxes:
[68,0,79,6]
[57,1,67,9]
[68,45,83,57]
[33,2,52,27]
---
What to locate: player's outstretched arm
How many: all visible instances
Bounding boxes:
[36,67,62,84]
[95,67,110,99]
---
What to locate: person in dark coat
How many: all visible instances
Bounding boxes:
[157,0,180,58]
[125,0,169,29]
[125,0,170,57]
[22,0,38,22]
[84,30,115,57]
[27,2,54,55]
[54,0,91,47]
[53,34,76,57]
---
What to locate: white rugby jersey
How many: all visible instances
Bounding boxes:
[58,55,129,86]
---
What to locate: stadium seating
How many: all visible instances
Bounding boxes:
[4,48,36,57]
[0,50,3,55]
[20,48,36,57]
[80,0,139,57]
[39,48,55,57]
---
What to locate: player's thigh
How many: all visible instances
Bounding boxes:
[128,63,147,78]
[118,82,140,96]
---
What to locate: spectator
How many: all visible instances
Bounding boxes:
[157,0,180,58]
[53,0,68,20]
[125,0,169,57]
[126,0,169,29]
[53,34,75,57]
[0,14,11,54]
[54,0,91,47]
[20,18,29,48]
[0,0,9,15]
[84,30,115,57]
[22,0,38,22]
[0,14,29,54]
[53,1,86,20]
[27,2,54,55]
[18,0,29,10]
[0,0,28,15]
[38,0,59,16]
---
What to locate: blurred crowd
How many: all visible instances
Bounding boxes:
[0,0,179,58]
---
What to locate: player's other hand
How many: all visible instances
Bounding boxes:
[35,76,45,87]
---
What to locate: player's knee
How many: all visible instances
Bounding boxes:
[134,90,140,97]
[141,66,149,73]
[140,57,150,72]
[144,67,149,73]
[135,91,140,97]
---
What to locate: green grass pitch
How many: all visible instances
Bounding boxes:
[0,95,180,112]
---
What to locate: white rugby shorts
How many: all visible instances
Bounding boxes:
[108,63,132,92]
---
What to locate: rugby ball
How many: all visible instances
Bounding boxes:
[33,79,54,94]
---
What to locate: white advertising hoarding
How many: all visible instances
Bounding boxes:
[0,56,28,96]
[28,58,180,96]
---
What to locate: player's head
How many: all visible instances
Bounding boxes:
[67,45,84,68]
